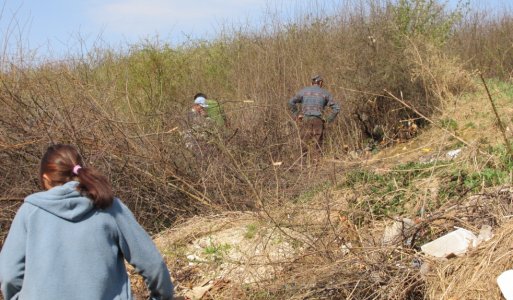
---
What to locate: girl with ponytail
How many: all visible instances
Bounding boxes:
[0,144,174,300]
[39,144,114,209]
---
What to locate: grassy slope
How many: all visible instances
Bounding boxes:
[142,78,513,299]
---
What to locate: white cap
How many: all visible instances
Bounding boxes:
[194,96,208,107]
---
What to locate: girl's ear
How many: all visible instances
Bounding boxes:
[42,173,52,190]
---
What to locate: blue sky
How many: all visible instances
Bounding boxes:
[1,0,300,59]
[0,0,509,60]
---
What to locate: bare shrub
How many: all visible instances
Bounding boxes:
[1,0,476,241]
[451,8,513,79]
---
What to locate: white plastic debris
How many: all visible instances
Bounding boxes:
[187,254,202,266]
[382,218,414,246]
[477,225,493,244]
[497,270,513,300]
[339,242,352,255]
[421,227,477,258]
[446,148,462,159]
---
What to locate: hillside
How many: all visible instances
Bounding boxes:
[131,79,513,299]
[1,1,513,299]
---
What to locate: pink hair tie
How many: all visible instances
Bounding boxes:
[72,165,82,175]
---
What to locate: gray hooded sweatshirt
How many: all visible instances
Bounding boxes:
[0,181,173,300]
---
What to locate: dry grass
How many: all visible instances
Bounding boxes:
[451,10,513,78]
[1,0,478,239]
[144,75,513,299]
[150,158,512,299]
[426,215,513,299]
[1,1,513,299]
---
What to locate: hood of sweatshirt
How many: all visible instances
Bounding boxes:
[24,181,94,221]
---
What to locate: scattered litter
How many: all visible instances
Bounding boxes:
[419,261,431,275]
[419,154,435,163]
[382,218,414,246]
[272,161,283,166]
[184,279,214,300]
[340,242,352,255]
[411,258,422,268]
[421,227,478,258]
[477,225,493,243]
[497,270,513,300]
[187,254,202,266]
[446,148,462,159]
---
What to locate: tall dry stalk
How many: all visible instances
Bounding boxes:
[480,72,513,159]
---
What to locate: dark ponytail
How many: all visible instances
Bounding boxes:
[40,144,114,209]
[74,166,114,209]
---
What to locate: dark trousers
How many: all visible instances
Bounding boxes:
[300,117,324,153]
